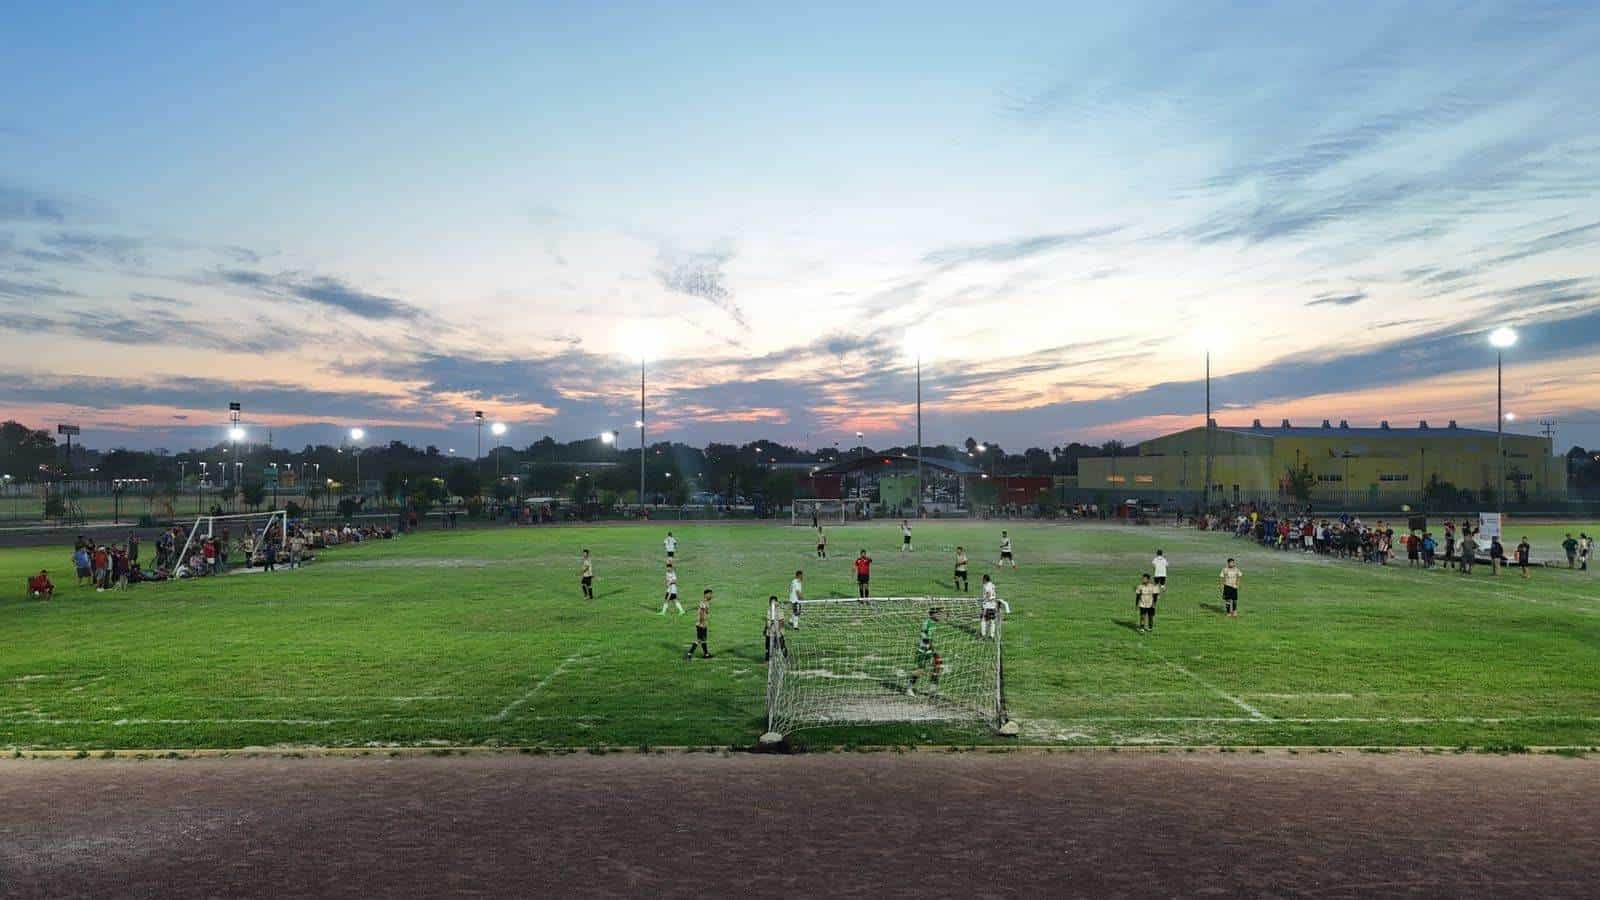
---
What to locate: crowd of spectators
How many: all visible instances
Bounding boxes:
[21,518,403,599]
[1205,506,1556,576]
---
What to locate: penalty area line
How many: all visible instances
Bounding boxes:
[491,654,584,722]
[1145,647,1267,720]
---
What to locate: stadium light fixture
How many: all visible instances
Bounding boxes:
[600,431,616,445]
[1504,412,1516,422]
[1488,326,1518,516]
[617,322,666,511]
[228,426,246,442]
[1188,325,1233,518]
[349,428,365,441]
[491,421,507,437]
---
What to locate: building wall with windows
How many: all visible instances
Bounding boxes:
[1076,419,1564,506]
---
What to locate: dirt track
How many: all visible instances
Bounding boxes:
[2,751,1595,898]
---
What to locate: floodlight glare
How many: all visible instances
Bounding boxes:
[634,419,644,429]
[1189,325,1233,353]
[1504,412,1517,422]
[902,326,936,363]
[491,421,508,436]
[1489,326,1518,349]
[228,426,246,441]
[616,321,664,362]
[600,431,616,445]
[349,427,365,441]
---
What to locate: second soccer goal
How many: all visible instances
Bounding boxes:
[761,595,1016,744]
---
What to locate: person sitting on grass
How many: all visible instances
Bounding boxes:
[28,569,55,600]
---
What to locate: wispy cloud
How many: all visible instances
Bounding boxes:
[214,269,423,321]
[921,227,1121,270]
[0,276,76,300]
[654,247,747,330]
[0,182,67,222]
[1307,290,1368,307]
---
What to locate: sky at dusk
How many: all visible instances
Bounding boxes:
[4,1,1599,455]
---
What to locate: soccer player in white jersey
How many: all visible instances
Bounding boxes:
[1151,549,1169,597]
[663,531,677,560]
[999,531,1015,567]
[660,562,684,615]
[901,520,913,552]
[979,574,1000,638]
[788,569,804,628]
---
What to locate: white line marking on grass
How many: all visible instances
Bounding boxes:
[491,654,583,721]
[1146,648,1267,720]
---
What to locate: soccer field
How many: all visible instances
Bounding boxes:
[3,521,1598,751]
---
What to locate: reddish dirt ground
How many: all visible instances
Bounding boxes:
[1,751,1596,898]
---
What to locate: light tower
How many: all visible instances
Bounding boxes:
[618,323,663,510]
[903,327,935,517]
[1489,327,1517,516]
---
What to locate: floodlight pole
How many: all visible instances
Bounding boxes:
[633,358,640,512]
[1496,349,1504,516]
[475,411,484,469]
[1202,350,1212,515]
[915,354,923,518]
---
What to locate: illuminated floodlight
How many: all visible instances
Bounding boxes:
[600,431,616,445]
[228,426,246,441]
[634,419,645,429]
[902,326,937,363]
[1189,324,1234,353]
[1504,412,1517,422]
[349,427,366,441]
[1488,327,1518,349]
[617,321,665,363]
[491,421,508,437]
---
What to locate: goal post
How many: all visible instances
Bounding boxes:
[791,498,847,526]
[173,510,288,575]
[761,595,1015,744]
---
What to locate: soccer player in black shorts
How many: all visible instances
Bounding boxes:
[685,588,713,659]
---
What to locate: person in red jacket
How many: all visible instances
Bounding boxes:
[28,569,55,599]
[854,550,873,600]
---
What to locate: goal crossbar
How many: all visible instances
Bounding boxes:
[175,510,288,574]
[763,594,1010,742]
[791,498,847,526]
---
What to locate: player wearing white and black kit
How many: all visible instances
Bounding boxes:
[788,570,804,628]
[900,520,913,552]
[999,531,1015,567]
[815,527,827,559]
[1135,574,1159,633]
[1151,550,1168,596]
[660,563,683,615]
[954,546,970,592]
[579,550,595,600]
[663,532,677,560]
[979,574,1000,638]
[1220,559,1242,617]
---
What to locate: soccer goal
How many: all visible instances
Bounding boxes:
[791,498,847,526]
[761,596,1016,744]
[174,510,288,575]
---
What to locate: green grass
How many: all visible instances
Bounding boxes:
[2,521,1598,750]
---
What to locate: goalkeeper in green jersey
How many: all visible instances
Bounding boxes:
[906,607,942,697]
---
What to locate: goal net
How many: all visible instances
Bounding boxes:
[762,595,1014,743]
[791,498,847,526]
[174,510,289,575]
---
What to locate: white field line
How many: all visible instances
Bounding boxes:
[1147,649,1268,720]
[491,654,583,721]
[2,714,1597,728]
